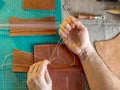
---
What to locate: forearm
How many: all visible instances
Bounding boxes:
[78,46,120,90]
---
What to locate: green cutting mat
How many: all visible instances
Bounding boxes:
[0,0,61,89]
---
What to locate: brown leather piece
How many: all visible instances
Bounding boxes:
[34,44,81,66]
[34,44,84,90]
[49,67,83,90]
[95,34,120,79]
[23,0,55,10]
[12,44,84,90]
[9,16,56,36]
[12,49,33,72]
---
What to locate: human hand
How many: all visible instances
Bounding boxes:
[59,16,92,55]
[27,60,52,90]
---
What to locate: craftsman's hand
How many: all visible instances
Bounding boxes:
[27,60,52,90]
[59,16,92,55]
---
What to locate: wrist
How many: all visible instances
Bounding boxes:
[78,45,95,60]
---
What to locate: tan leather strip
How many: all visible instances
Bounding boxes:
[10,30,56,36]
[22,0,55,10]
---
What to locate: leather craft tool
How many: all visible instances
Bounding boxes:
[76,14,105,20]
[63,4,105,20]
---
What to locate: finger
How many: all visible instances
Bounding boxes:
[60,22,71,35]
[66,16,76,29]
[70,16,87,30]
[59,29,67,38]
[62,16,74,29]
[32,62,41,73]
[61,26,70,35]
[38,60,50,78]
[59,23,70,35]
[45,70,52,85]
[64,23,71,31]
[59,29,70,42]
[70,16,78,24]
[76,22,87,31]
[28,64,36,75]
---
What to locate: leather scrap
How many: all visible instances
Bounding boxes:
[23,0,55,10]
[9,16,56,36]
[12,49,33,72]
[34,44,84,90]
[95,34,120,79]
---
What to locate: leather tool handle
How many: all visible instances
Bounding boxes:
[76,14,95,20]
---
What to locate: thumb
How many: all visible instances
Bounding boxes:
[45,70,52,86]
[39,60,50,78]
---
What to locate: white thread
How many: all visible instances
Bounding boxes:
[49,38,76,66]
[0,63,30,67]
[49,38,62,60]
[56,43,76,66]
[2,51,33,65]
[0,51,33,90]
[3,53,12,64]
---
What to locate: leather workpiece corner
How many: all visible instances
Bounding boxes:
[95,34,120,79]
[23,0,55,10]
[9,16,56,36]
